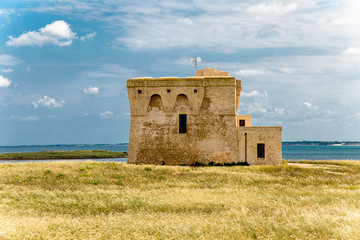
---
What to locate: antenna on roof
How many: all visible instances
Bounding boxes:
[190,57,201,69]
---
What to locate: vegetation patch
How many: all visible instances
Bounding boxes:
[0,161,360,239]
[0,150,127,160]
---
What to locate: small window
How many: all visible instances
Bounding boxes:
[194,89,198,93]
[179,114,187,133]
[239,119,245,126]
[167,89,171,93]
[257,143,265,158]
[138,89,142,94]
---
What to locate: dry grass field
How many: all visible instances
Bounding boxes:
[0,160,360,239]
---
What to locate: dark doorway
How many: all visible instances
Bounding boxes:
[179,114,187,133]
[257,143,265,158]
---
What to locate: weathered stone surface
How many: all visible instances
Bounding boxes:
[237,127,282,165]
[127,68,282,165]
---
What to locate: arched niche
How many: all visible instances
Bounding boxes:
[147,94,164,112]
[173,94,191,113]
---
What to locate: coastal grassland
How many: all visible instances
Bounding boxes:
[0,150,127,160]
[0,161,360,239]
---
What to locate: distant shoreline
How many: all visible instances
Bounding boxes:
[282,141,360,146]
[1,142,360,148]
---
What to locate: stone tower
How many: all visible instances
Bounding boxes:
[127,68,282,165]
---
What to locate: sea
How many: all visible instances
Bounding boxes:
[0,144,360,162]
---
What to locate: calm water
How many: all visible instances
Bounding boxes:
[1,144,360,161]
[282,145,360,160]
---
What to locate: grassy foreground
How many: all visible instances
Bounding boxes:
[0,150,127,160]
[0,161,360,239]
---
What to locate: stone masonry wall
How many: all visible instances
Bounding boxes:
[127,77,242,165]
[237,127,282,165]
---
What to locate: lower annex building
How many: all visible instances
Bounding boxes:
[127,68,282,165]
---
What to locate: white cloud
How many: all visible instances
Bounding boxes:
[246,3,298,16]
[114,1,335,51]
[99,110,114,118]
[0,75,11,87]
[242,90,261,97]
[1,68,14,73]
[0,54,21,65]
[304,102,318,110]
[0,8,15,16]
[343,48,360,55]
[177,18,194,26]
[274,107,285,114]
[7,20,77,47]
[242,90,268,98]
[20,1,360,52]
[32,95,65,108]
[80,32,96,41]
[234,69,266,77]
[278,68,293,74]
[304,102,312,108]
[0,8,15,25]
[83,86,99,95]
[245,102,268,115]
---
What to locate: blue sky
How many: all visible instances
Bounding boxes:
[0,0,359,145]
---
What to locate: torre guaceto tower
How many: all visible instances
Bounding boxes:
[127,68,282,165]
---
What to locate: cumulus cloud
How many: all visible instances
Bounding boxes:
[83,86,99,95]
[1,68,14,73]
[32,95,65,108]
[7,20,77,47]
[99,110,114,118]
[0,75,11,87]
[80,32,96,41]
[0,54,21,65]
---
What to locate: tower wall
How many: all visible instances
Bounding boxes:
[127,77,242,165]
